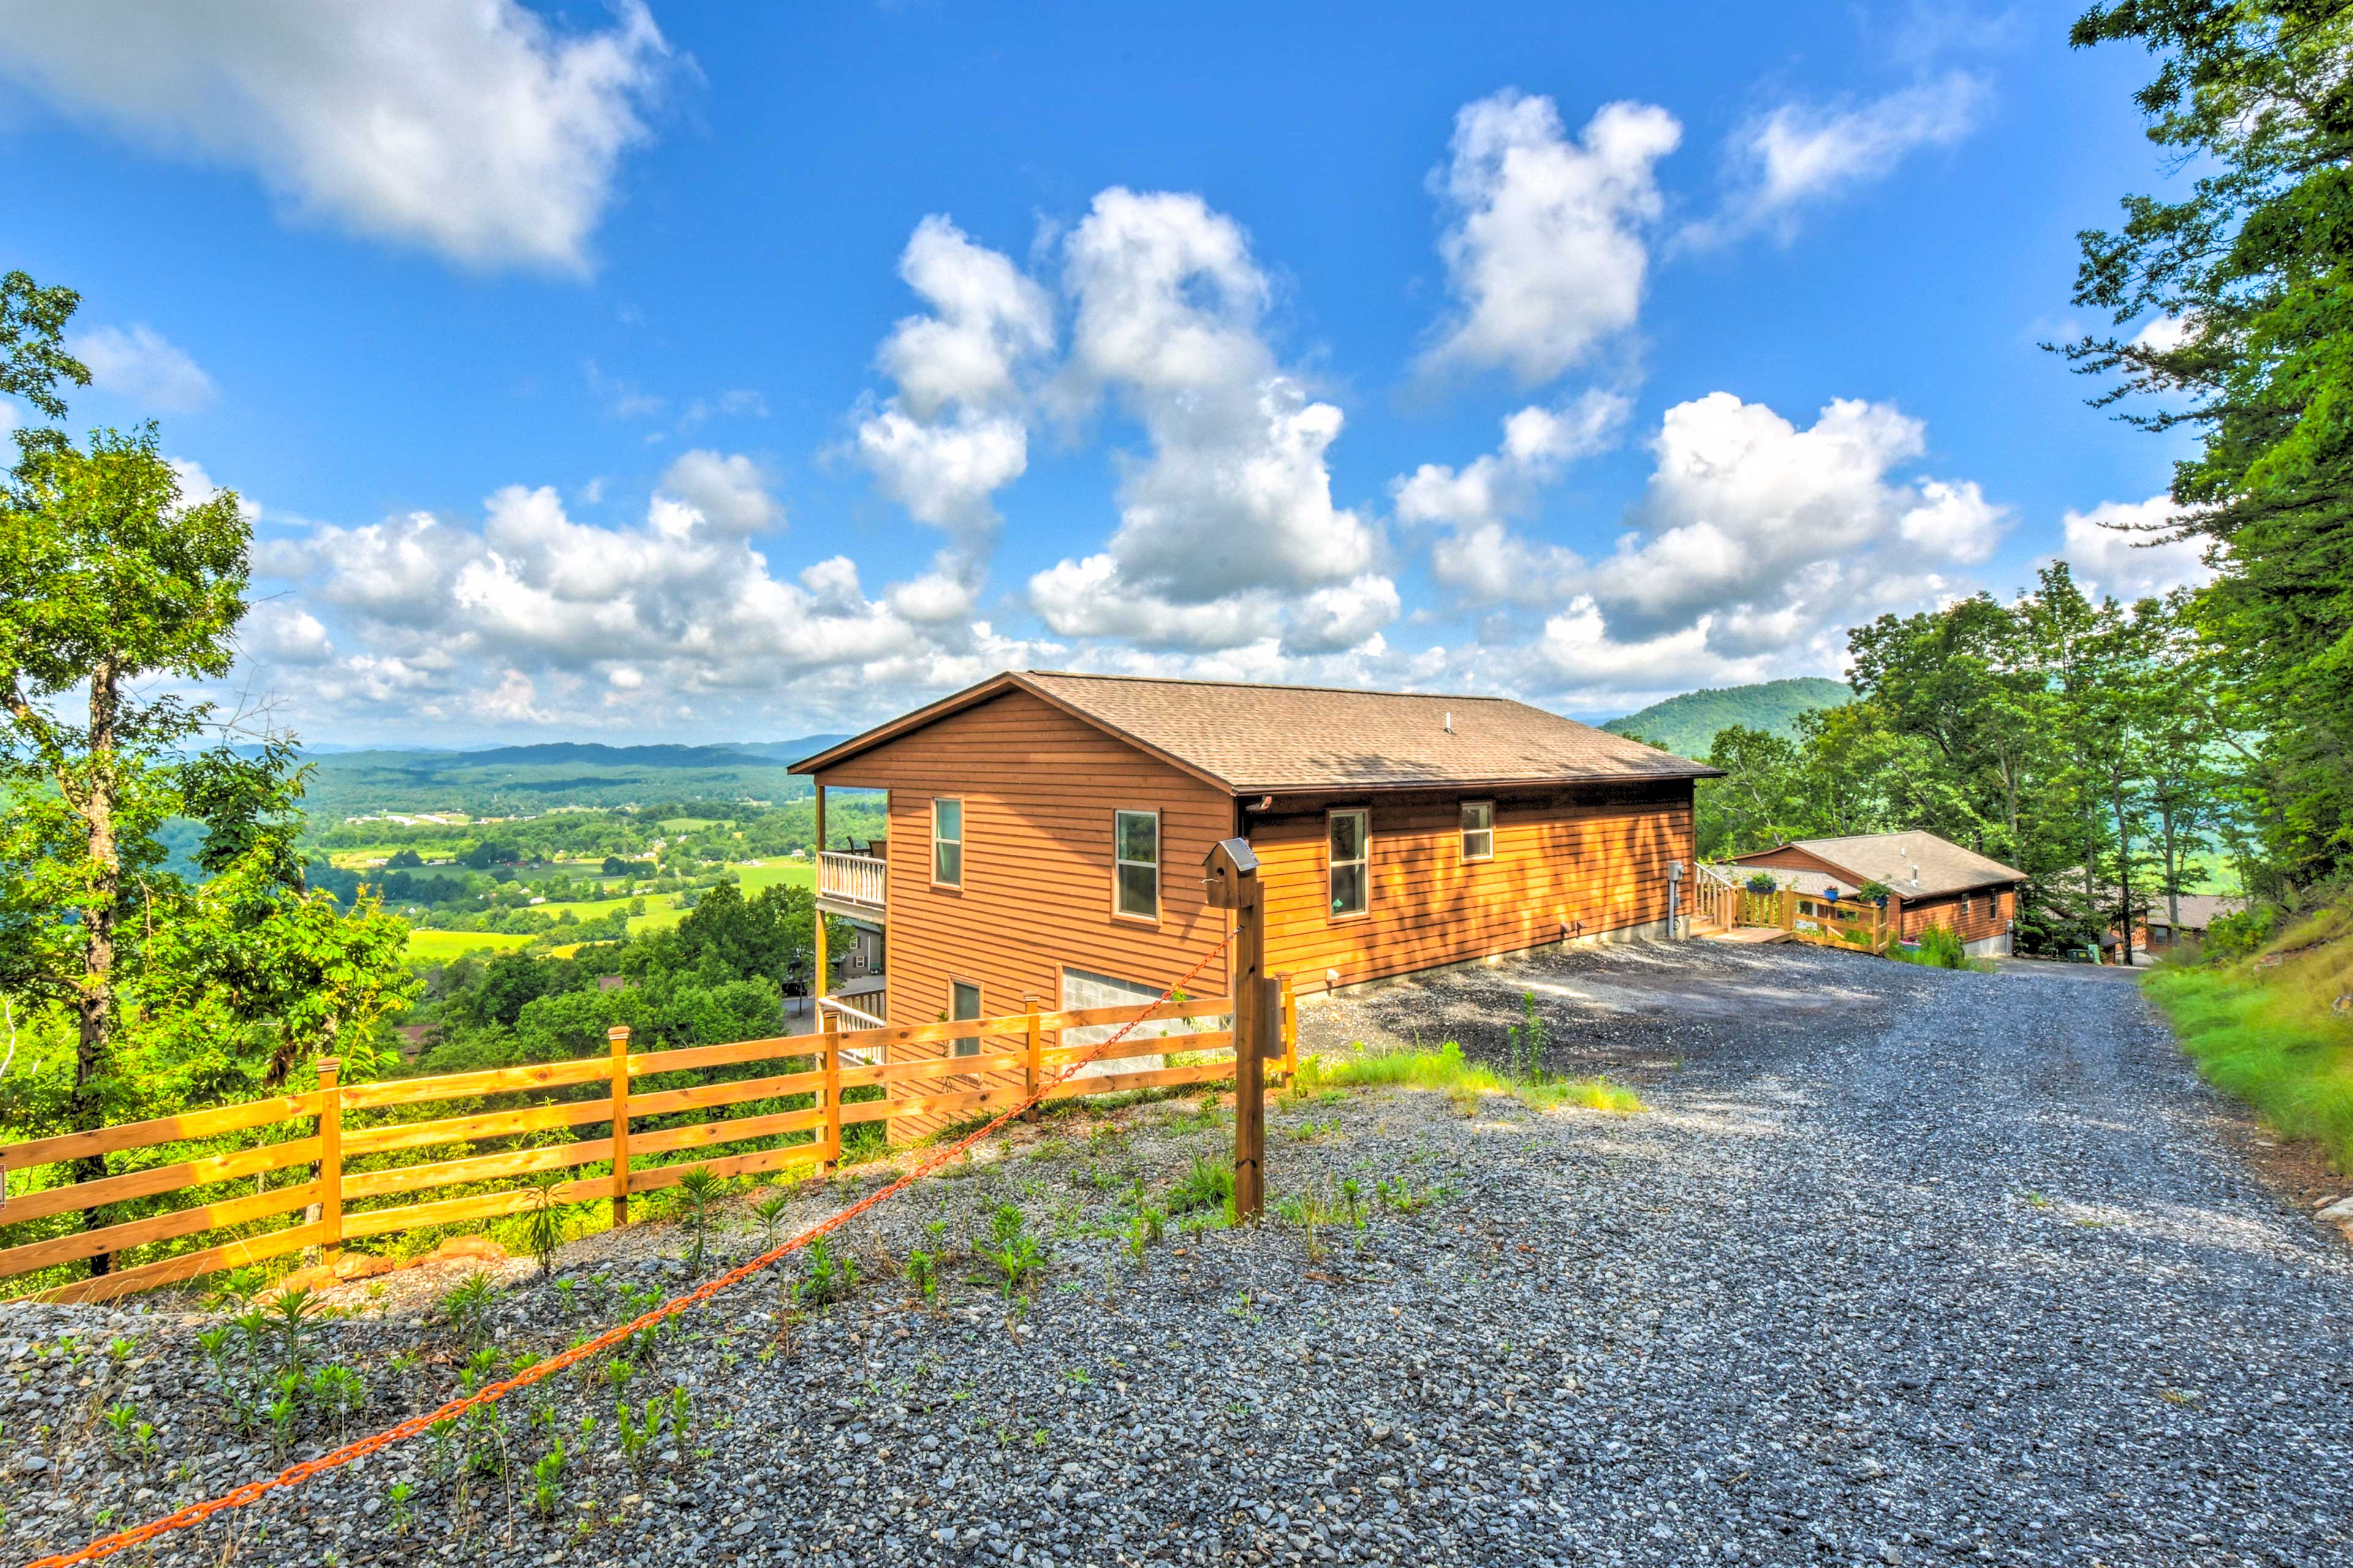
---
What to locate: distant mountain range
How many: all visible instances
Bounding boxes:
[285,680,1855,817]
[1601,678,1852,761]
[292,735,852,817]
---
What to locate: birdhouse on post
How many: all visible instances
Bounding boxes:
[1205,838,1268,1219]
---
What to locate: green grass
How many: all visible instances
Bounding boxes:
[736,863,814,892]
[2145,917,2353,1170]
[403,928,538,961]
[1305,1040,1645,1115]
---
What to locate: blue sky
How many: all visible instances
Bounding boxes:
[0,1,2208,745]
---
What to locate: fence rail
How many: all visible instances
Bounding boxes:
[0,985,1286,1306]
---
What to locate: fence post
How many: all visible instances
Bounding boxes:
[316,1058,344,1267]
[1205,837,1266,1221]
[819,1007,843,1173]
[1780,888,1797,933]
[1021,994,1043,1123]
[1277,972,1297,1083]
[608,1025,632,1229]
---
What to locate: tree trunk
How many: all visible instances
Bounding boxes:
[70,660,119,1277]
[2110,782,2136,969]
[2160,802,2181,930]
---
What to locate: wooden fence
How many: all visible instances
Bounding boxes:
[0,988,1279,1306]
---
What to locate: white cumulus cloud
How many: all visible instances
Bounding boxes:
[1029,188,1390,654]
[657,449,779,536]
[1695,72,1984,244]
[0,0,670,271]
[2059,495,2213,601]
[248,472,1055,735]
[853,215,1053,532]
[68,324,216,411]
[1421,91,1681,385]
[1494,390,2006,709]
[1399,390,1629,606]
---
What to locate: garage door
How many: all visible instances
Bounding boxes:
[1059,967,1224,1080]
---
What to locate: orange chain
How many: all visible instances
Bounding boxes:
[26,933,1236,1568]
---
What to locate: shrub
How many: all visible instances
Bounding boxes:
[2203,907,2278,963]
[1890,925,1984,971]
[1745,871,1780,894]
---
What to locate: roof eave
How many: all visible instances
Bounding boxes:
[1235,767,1720,795]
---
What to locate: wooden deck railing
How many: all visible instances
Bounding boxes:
[1789,894,1890,952]
[816,850,886,910]
[0,990,1270,1306]
[1691,865,1741,930]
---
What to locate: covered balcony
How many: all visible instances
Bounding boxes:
[816,847,887,922]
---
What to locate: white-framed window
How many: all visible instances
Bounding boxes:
[1460,800,1493,863]
[950,977,981,1058]
[1328,808,1369,918]
[1114,809,1159,921]
[931,797,963,887]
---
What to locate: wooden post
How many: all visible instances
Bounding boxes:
[812,783,828,1006]
[1205,837,1266,1221]
[1278,971,1297,1083]
[1021,994,1043,1123]
[607,1026,632,1228]
[315,1058,343,1267]
[819,1007,842,1172]
[1780,887,1797,933]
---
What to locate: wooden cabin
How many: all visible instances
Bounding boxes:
[790,672,1719,1050]
[1729,831,2026,956]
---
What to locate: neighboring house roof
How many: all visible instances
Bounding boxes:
[2142,893,2246,931]
[792,670,1721,793]
[1734,831,2028,899]
[1713,865,1866,901]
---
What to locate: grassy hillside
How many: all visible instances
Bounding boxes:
[1601,678,1852,760]
[2145,906,2353,1170]
[297,735,849,817]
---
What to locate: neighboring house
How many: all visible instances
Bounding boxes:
[2096,889,2245,961]
[1730,831,2028,957]
[2142,892,2245,949]
[791,672,1719,1052]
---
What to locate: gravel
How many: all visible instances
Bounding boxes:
[4,939,2349,1567]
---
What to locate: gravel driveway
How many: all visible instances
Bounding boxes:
[6,941,2347,1567]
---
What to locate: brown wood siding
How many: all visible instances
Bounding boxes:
[1898,887,2012,945]
[1246,781,1694,992]
[814,689,1232,1031]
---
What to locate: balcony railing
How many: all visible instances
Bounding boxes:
[817,850,886,913]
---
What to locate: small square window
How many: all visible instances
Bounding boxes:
[1460,801,1493,863]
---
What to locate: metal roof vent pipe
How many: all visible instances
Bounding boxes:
[1444,710,1453,733]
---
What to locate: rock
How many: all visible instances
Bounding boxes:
[427,1235,508,1265]
[2316,1197,2353,1225]
[274,1252,398,1293]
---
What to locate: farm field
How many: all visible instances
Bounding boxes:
[400,929,537,961]
[398,860,814,960]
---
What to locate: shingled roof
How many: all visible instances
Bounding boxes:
[1736,831,2028,899]
[791,670,1718,793]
